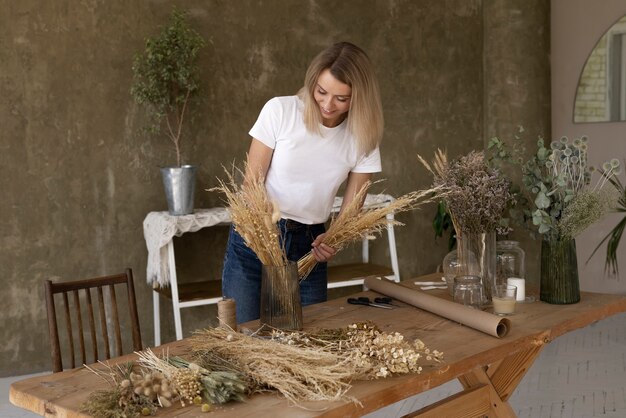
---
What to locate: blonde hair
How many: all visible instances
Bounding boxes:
[298,42,383,155]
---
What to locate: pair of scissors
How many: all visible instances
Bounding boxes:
[347,297,393,309]
[373,297,399,307]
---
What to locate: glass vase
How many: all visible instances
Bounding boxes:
[456,231,497,302]
[540,238,580,304]
[260,261,303,330]
[496,240,526,283]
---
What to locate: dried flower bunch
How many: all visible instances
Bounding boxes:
[418,149,515,235]
[82,362,157,418]
[211,165,287,266]
[190,327,358,406]
[135,349,247,406]
[298,181,443,279]
[82,349,246,417]
[270,321,443,379]
[489,129,620,241]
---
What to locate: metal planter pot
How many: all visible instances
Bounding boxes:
[160,165,197,216]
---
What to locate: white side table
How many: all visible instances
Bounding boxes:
[143,208,231,346]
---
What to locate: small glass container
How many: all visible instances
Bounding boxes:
[453,275,483,310]
[443,249,480,296]
[496,240,525,285]
[492,284,517,316]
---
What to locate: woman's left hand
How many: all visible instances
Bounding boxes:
[311,233,336,262]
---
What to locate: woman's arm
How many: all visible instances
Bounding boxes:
[311,172,372,262]
[338,172,371,214]
[245,138,274,182]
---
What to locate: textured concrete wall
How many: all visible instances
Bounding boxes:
[483,0,551,292]
[0,0,549,376]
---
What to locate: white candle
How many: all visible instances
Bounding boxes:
[507,277,525,301]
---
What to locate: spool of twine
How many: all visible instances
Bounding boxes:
[217,298,237,330]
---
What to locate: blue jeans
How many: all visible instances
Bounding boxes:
[221,219,328,324]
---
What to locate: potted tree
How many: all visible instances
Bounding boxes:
[131,8,206,215]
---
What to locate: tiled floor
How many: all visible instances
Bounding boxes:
[3,312,626,417]
[1,372,47,418]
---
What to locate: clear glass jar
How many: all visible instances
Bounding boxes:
[496,240,525,285]
[442,248,480,296]
[453,275,483,309]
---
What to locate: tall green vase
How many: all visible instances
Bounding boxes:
[540,238,580,304]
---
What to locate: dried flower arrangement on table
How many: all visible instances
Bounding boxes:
[488,128,620,303]
[82,323,443,416]
[418,149,515,300]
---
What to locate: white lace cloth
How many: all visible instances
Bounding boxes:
[143,208,232,287]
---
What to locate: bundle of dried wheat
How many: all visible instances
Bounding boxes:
[190,327,358,406]
[297,181,443,279]
[211,166,287,266]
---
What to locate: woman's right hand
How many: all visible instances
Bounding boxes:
[311,233,337,262]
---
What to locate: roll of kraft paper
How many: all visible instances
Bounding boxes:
[364,277,511,338]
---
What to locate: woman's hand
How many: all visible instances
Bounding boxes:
[311,233,336,262]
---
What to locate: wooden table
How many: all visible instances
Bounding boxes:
[11,274,626,418]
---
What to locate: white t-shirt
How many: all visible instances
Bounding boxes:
[249,95,382,224]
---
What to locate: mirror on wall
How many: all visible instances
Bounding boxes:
[574,14,626,123]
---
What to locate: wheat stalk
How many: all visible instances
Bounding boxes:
[297,181,443,280]
[190,327,357,406]
[210,165,287,267]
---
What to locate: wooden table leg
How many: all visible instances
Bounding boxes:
[486,342,545,401]
[405,342,545,418]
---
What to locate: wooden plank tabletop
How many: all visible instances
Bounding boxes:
[11,273,626,418]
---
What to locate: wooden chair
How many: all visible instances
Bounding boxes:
[44,268,142,373]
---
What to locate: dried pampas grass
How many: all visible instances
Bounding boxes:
[190,327,358,406]
[210,165,287,266]
[297,181,443,279]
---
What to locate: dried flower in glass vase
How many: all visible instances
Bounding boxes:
[419,149,515,301]
[488,128,620,303]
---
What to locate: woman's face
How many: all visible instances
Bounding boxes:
[313,68,352,128]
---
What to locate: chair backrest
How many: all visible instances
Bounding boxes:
[44,268,142,373]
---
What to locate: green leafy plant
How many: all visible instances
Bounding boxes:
[588,165,626,275]
[131,8,205,167]
[488,128,620,242]
[432,200,456,251]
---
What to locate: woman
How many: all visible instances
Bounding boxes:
[222,41,384,324]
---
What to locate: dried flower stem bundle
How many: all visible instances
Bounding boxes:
[190,327,357,406]
[135,348,246,406]
[558,187,620,239]
[211,165,287,266]
[270,322,444,379]
[298,181,442,279]
[418,149,514,235]
[82,361,157,418]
